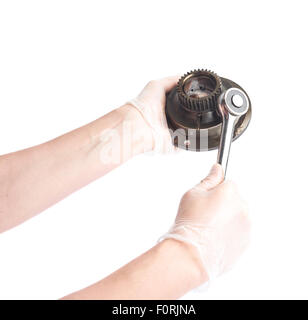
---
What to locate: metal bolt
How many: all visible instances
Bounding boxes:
[232,94,244,108]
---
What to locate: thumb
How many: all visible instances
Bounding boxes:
[195,163,224,192]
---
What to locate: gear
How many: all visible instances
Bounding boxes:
[176,69,222,112]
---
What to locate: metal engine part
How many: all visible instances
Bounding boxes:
[165,69,252,152]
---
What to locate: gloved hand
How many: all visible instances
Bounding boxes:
[128,76,180,153]
[160,164,251,282]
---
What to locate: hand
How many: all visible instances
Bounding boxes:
[128,76,180,153]
[161,164,251,282]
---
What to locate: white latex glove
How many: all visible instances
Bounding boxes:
[160,164,251,281]
[128,76,180,153]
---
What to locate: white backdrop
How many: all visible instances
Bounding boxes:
[0,0,307,299]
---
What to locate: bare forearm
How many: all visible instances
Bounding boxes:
[0,105,152,233]
[62,239,207,300]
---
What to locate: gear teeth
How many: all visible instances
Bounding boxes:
[177,69,222,112]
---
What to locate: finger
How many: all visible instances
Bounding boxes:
[158,75,181,92]
[195,163,224,191]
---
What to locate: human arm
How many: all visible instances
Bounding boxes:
[0,105,152,233]
[0,76,179,233]
[62,164,251,300]
[62,238,206,300]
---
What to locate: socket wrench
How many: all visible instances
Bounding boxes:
[217,88,250,176]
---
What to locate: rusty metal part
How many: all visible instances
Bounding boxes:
[165,69,252,151]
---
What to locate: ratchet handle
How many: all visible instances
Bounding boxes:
[217,88,250,177]
[217,114,237,176]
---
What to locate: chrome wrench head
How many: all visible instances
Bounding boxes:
[217,88,250,176]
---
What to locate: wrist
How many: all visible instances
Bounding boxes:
[158,238,208,288]
[85,104,153,168]
[117,104,154,154]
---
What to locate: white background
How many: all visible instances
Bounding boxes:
[0,0,307,299]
